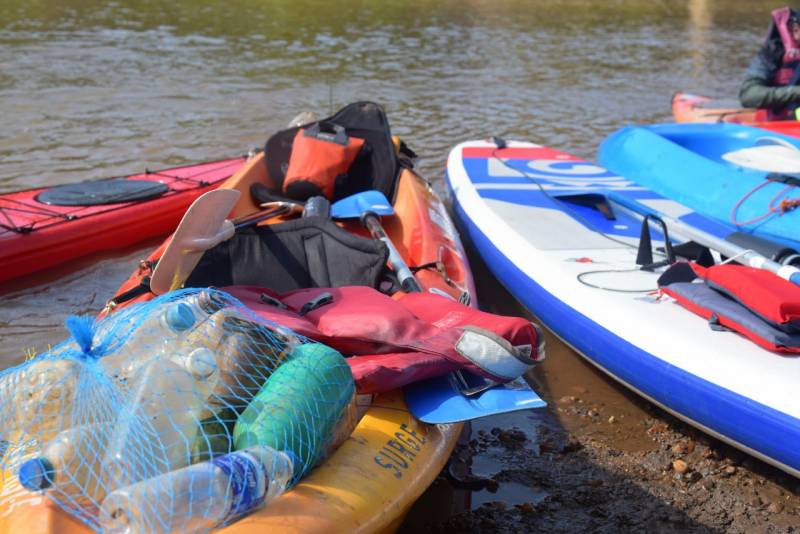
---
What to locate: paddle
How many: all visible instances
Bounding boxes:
[330,190,422,293]
[606,192,800,286]
[150,198,302,295]
[150,189,241,295]
[404,375,546,424]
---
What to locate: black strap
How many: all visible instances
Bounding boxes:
[299,292,333,316]
[106,276,152,308]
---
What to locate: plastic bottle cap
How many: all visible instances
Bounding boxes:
[165,303,196,332]
[18,458,55,491]
[185,348,218,379]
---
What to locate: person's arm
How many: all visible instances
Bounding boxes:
[739,76,800,108]
[738,39,800,108]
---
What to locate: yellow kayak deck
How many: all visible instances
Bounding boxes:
[0,391,460,533]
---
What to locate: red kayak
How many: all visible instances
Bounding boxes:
[672,92,800,137]
[0,157,246,284]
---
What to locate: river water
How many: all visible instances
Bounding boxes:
[0,0,789,527]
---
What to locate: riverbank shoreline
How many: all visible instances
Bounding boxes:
[406,240,800,533]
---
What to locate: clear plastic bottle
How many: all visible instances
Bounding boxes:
[102,356,210,492]
[17,424,107,506]
[101,301,199,389]
[99,445,293,534]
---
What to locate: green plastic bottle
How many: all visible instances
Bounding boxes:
[233,343,354,484]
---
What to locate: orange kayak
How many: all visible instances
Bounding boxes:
[671,91,800,137]
[0,150,476,533]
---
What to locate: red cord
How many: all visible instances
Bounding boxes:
[730,180,799,226]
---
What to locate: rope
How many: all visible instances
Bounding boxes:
[729,179,800,227]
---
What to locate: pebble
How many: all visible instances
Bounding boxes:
[648,422,669,434]
[671,442,687,455]
[685,471,702,484]
[722,466,737,477]
[701,478,715,491]
[607,415,616,424]
[767,502,784,514]
[672,459,689,474]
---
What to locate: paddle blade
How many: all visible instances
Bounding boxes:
[404,374,546,424]
[150,189,240,295]
[331,190,394,219]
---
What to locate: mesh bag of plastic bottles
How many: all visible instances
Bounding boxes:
[0,288,357,533]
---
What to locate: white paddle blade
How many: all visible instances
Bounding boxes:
[150,189,241,295]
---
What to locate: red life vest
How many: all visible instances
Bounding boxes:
[658,262,800,353]
[769,7,800,119]
[225,285,543,393]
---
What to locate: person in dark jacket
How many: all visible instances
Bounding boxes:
[739,7,800,119]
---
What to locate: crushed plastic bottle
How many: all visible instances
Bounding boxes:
[0,358,82,445]
[101,301,199,389]
[99,445,293,534]
[17,424,107,506]
[102,355,212,494]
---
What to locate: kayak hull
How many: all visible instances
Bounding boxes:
[446,140,800,478]
[0,158,245,284]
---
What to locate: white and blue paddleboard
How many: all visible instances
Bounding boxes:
[446,140,800,477]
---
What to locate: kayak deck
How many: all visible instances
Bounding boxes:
[0,158,245,284]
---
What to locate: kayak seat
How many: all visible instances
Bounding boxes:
[263,102,401,204]
[184,216,390,294]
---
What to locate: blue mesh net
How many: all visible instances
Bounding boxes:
[0,288,356,532]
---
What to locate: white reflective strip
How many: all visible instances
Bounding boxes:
[455,330,533,380]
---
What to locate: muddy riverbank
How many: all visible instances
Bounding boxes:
[402,249,800,533]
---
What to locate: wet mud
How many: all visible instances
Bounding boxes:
[402,242,800,533]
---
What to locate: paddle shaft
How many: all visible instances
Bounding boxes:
[361,212,423,293]
[607,192,800,285]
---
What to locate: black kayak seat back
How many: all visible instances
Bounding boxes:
[185,216,390,294]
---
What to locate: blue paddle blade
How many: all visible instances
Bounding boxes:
[404,374,547,424]
[331,190,394,219]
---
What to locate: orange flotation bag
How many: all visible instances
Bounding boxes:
[282,122,365,200]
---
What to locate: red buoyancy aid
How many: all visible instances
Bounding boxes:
[769,7,800,119]
[658,262,800,353]
[771,7,800,86]
[225,286,543,393]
